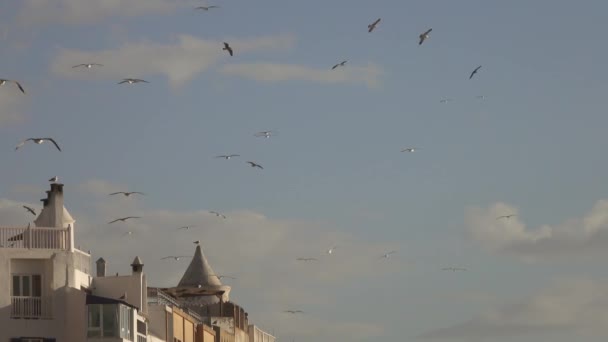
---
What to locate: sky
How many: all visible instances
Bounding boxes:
[1,0,608,341]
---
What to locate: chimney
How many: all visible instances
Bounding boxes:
[39,183,64,228]
[131,256,144,274]
[96,257,106,277]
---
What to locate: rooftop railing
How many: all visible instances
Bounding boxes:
[0,226,70,250]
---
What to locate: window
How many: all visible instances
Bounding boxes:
[87,304,133,341]
[12,275,42,297]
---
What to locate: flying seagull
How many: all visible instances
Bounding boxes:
[49,176,58,183]
[331,61,347,70]
[439,98,453,104]
[327,245,338,255]
[121,231,134,237]
[210,211,227,219]
[108,216,141,224]
[247,161,264,169]
[16,138,62,151]
[118,78,149,85]
[296,257,318,262]
[469,66,482,80]
[496,214,516,220]
[442,267,467,271]
[401,147,420,153]
[177,225,196,230]
[195,5,219,10]
[223,42,233,56]
[161,256,191,261]
[211,275,236,280]
[254,131,277,138]
[109,192,145,197]
[381,251,397,259]
[72,63,103,69]
[215,154,240,160]
[419,28,432,45]
[368,18,381,32]
[284,310,304,314]
[0,79,25,93]
[23,205,36,216]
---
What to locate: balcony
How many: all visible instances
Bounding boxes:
[11,296,53,319]
[0,226,70,250]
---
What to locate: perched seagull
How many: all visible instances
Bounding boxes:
[48,176,58,183]
[247,161,264,169]
[496,214,516,220]
[195,5,219,10]
[284,310,304,314]
[327,245,338,255]
[419,28,433,45]
[161,256,191,261]
[401,147,420,153]
[211,275,236,280]
[222,42,233,56]
[119,293,127,300]
[0,79,25,93]
[331,61,347,70]
[109,191,145,197]
[442,267,467,271]
[118,78,149,85]
[254,131,277,138]
[16,138,62,151]
[108,216,141,224]
[469,66,482,80]
[209,211,227,219]
[23,205,36,216]
[368,18,381,32]
[215,154,240,160]
[381,251,397,259]
[72,63,103,69]
[296,257,318,262]
[194,240,200,245]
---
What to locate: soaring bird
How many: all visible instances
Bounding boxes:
[368,18,381,32]
[419,28,432,45]
[442,267,467,271]
[381,251,397,259]
[109,192,145,197]
[439,98,453,104]
[16,138,62,151]
[23,205,36,216]
[118,78,149,84]
[254,131,277,138]
[210,211,227,219]
[223,42,233,56]
[401,147,420,153]
[72,63,103,69]
[161,256,191,261]
[211,274,236,280]
[215,154,240,160]
[195,5,219,10]
[48,176,58,183]
[284,310,304,314]
[496,214,516,220]
[327,246,338,255]
[469,66,482,80]
[296,258,318,262]
[247,161,263,169]
[331,61,347,70]
[108,216,141,224]
[0,79,25,93]
[177,225,196,230]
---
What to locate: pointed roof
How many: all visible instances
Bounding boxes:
[178,244,223,287]
[131,256,143,266]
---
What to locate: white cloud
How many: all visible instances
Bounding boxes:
[50,34,296,87]
[0,90,27,126]
[16,0,180,26]
[220,62,384,88]
[419,278,608,340]
[466,200,608,260]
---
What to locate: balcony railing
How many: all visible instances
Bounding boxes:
[11,296,53,319]
[137,334,147,342]
[0,226,70,250]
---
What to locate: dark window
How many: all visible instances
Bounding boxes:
[137,320,147,334]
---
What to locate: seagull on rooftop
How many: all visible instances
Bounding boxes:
[469,66,482,80]
[296,258,318,262]
[194,240,200,245]
[49,176,58,183]
[381,251,397,259]
[16,138,61,151]
[247,161,264,169]
[118,78,149,85]
[72,63,103,69]
[215,154,240,160]
[109,192,145,197]
[0,79,25,93]
[209,211,227,219]
[331,61,347,70]
[496,214,516,220]
[222,42,233,56]
[368,18,381,32]
[195,5,219,10]
[419,28,432,45]
[161,256,191,261]
[119,293,127,300]
[401,147,420,153]
[23,205,36,216]
[108,216,141,224]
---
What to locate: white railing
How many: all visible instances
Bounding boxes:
[137,334,147,342]
[11,296,53,319]
[0,226,69,250]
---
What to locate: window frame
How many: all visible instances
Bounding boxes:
[11,274,42,298]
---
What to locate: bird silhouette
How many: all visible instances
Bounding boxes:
[368,18,381,32]
[223,42,233,56]
[496,214,516,220]
[247,161,264,169]
[108,216,141,224]
[331,61,347,70]
[109,192,145,197]
[118,78,149,84]
[419,28,432,45]
[23,205,36,216]
[195,5,219,11]
[72,63,103,69]
[16,138,61,151]
[469,66,482,80]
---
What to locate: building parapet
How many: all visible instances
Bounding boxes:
[0,226,70,250]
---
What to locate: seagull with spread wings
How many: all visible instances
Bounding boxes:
[401,147,420,153]
[296,257,318,262]
[496,214,516,220]
[161,256,191,261]
[177,225,196,230]
[247,161,263,169]
[469,66,482,80]
[215,154,240,160]
[16,138,62,151]
[381,251,397,259]
[368,18,381,32]
[211,274,236,280]
[442,267,467,271]
[327,245,338,255]
[331,61,347,70]
[195,5,219,10]
[419,28,433,45]
[209,211,227,219]
[254,130,277,138]
[0,79,25,93]
[109,191,145,197]
[23,205,36,216]
[222,42,233,56]
[108,216,141,224]
[118,78,149,85]
[72,63,103,69]
[284,310,304,314]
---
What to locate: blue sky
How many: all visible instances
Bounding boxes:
[2,0,608,341]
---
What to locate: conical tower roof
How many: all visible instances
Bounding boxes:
[178,244,223,287]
